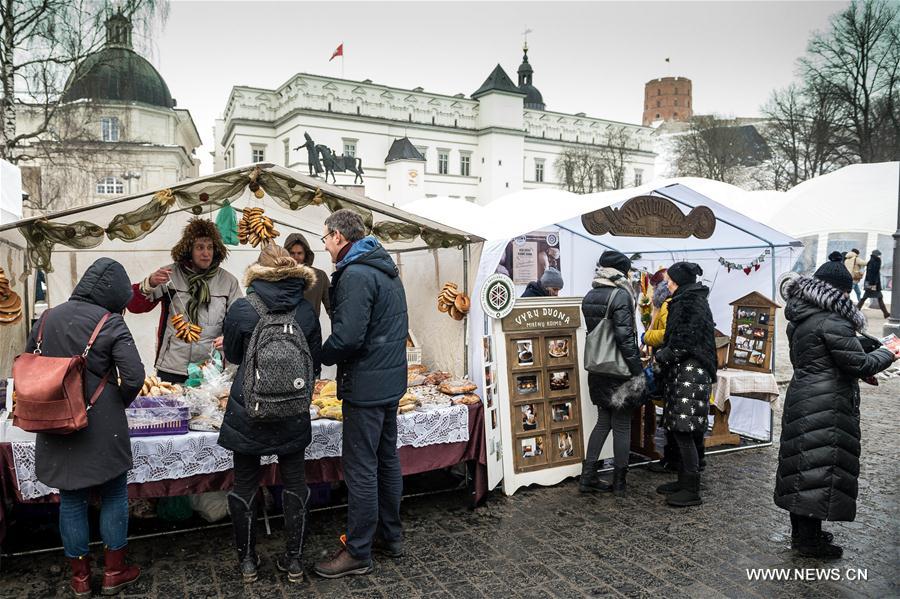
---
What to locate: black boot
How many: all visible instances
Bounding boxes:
[789,513,833,548]
[656,476,681,495]
[794,516,842,559]
[612,467,627,496]
[579,460,611,493]
[276,488,309,583]
[228,491,261,582]
[666,472,702,507]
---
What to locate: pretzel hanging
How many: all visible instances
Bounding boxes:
[172,312,202,343]
[238,207,279,247]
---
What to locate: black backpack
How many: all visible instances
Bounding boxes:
[242,293,314,420]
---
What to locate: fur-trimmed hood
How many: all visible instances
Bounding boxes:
[592,267,634,294]
[171,218,229,266]
[244,262,316,289]
[785,275,866,332]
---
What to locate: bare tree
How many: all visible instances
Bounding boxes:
[1,0,167,211]
[801,0,900,163]
[554,127,635,193]
[761,83,850,190]
[671,115,765,184]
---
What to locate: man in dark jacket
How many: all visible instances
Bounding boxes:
[26,258,145,596]
[522,267,564,298]
[314,209,409,579]
[776,252,896,558]
[856,248,890,318]
[218,244,322,584]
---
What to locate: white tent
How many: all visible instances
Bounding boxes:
[764,162,898,286]
[0,164,483,378]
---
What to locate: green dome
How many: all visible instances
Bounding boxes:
[62,46,174,108]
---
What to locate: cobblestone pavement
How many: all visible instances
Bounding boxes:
[1,312,897,598]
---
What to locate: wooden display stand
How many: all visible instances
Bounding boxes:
[705,402,741,447]
[491,297,599,495]
[727,292,779,373]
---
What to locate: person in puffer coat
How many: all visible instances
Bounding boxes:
[579,250,646,496]
[26,258,145,597]
[775,252,896,559]
[314,209,409,579]
[653,262,718,508]
[218,244,322,584]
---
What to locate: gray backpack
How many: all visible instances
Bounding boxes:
[242,293,314,421]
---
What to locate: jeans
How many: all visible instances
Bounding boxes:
[58,473,129,558]
[585,406,632,468]
[342,403,403,561]
[852,283,861,301]
[232,451,307,501]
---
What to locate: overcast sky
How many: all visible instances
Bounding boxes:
[150,1,847,174]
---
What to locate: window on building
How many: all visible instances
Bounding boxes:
[657,89,661,96]
[438,150,449,175]
[634,169,643,186]
[674,112,678,117]
[535,160,545,183]
[655,113,660,119]
[674,99,679,106]
[283,139,290,166]
[252,146,265,163]
[460,153,471,176]
[100,117,119,142]
[675,88,679,94]
[343,138,357,157]
[656,100,661,108]
[96,176,124,195]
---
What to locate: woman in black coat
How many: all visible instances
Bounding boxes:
[856,249,890,318]
[653,262,718,508]
[776,253,896,558]
[579,251,646,495]
[218,244,322,584]
[25,258,145,597]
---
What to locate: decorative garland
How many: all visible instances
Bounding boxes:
[719,249,770,275]
[19,166,469,273]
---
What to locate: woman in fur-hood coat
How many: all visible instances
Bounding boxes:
[579,251,645,495]
[775,273,894,527]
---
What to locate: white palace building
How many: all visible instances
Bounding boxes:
[214,46,655,206]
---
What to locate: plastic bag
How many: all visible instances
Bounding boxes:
[190,491,229,522]
[215,200,239,246]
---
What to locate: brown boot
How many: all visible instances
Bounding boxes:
[101,546,141,595]
[68,555,92,598]
[313,538,373,579]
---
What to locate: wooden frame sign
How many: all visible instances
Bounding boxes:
[581,195,716,239]
[727,292,780,373]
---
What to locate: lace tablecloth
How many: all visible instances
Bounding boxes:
[10,404,470,500]
[712,369,780,411]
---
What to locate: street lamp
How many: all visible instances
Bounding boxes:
[884,163,900,337]
[122,171,141,195]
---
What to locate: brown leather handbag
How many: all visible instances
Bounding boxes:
[12,311,111,434]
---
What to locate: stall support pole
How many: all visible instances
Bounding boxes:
[463,244,470,377]
[883,163,900,337]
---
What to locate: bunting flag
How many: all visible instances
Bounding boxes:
[719,250,771,275]
[330,43,343,62]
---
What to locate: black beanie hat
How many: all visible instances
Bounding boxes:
[814,251,853,292]
[597,250,631,275]
[668,261,703,286]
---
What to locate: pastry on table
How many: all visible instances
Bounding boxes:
[439,379,477,395]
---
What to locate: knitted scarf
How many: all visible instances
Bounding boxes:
[180,263,219,324]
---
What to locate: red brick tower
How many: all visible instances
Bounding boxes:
[643,77,692,126]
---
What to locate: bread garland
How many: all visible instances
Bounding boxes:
[437,282,470,321]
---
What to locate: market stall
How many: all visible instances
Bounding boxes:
[0,164,490,545]
[410,182,802,495]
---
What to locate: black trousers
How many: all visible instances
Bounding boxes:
[232,451,307,502]
[673,432,699,474]
[342,403,403,561]
[790,513,823,542]
[664,429,705,467]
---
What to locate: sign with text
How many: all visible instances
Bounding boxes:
[502,305,582,332]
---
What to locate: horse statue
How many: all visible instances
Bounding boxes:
[316,146,365,184]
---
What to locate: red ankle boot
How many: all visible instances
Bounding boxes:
[67,555,92,598]
[101,546,141,595]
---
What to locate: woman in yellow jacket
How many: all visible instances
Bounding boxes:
[642,272,708,474]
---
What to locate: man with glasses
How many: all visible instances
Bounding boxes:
[314,209,409,578]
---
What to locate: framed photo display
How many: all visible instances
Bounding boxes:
[502,304,583,474]
[727,292,780,373]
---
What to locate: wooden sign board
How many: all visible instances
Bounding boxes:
[727,292,780,373]
[502,305,581,332]
[581,195,716,239]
